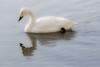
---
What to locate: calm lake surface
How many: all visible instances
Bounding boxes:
[0,0,100,67]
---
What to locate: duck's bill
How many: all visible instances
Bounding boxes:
[18,17,23,21]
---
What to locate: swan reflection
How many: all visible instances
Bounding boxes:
[20,31,76,56]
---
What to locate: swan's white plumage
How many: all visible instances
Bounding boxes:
[19,8,75,33]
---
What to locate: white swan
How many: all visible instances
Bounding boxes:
[18,8,75,33]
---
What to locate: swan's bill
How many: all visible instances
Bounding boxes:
[18,12,23,21]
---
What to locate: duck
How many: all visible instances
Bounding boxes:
[18,8,75,33]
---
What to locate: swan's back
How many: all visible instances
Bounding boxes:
[32,16,75,33]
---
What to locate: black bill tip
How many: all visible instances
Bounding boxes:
[18,17,23,22]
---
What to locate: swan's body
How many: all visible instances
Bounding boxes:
[18,8,75,33]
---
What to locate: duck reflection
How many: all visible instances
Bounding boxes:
[20,31,76,56]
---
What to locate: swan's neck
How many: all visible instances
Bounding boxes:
[25,11,36,32]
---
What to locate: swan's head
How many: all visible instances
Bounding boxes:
[18,8,32,21]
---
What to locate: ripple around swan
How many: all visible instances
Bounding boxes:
[20,32,76,56]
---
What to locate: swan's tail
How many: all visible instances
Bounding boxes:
[64,21,75,30]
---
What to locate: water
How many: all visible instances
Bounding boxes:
[0,0,100,67]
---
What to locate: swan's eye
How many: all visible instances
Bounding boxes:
[22,12,26,16]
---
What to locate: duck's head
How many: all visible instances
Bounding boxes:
[18,8,32,21]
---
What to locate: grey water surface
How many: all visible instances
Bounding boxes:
[0,0,100,67]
